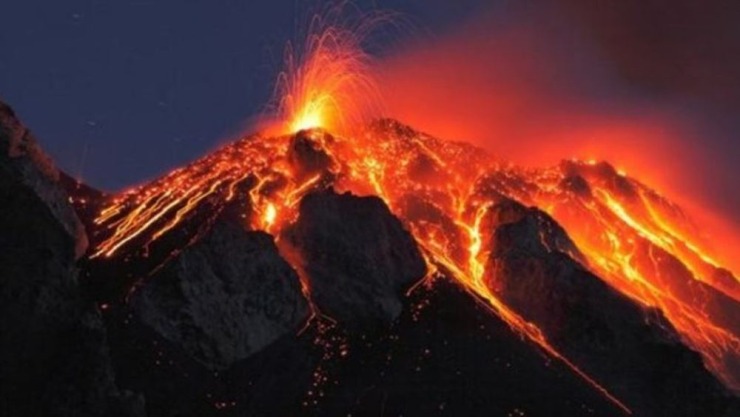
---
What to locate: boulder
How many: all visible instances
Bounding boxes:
[130,218,310,370]
[283,190,426,326]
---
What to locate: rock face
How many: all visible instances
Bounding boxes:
[0,101,143,417]
[484,198,735,417]
[131,216,310,370]
[0,101,88,257]
[283,190,426,326]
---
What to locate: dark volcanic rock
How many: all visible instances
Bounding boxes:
[0,101,143,416]
[59,171,109,237]
[485,198,737,417]
[283,189,426,326]
[0,101,87,257]
[105,279,627,417]
[130,216,310,370]
[288,130,336,181]
[301,279,626,417]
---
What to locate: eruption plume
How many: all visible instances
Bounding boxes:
[268,2,387,135]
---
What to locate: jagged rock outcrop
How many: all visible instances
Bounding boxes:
[130,215,310,370]
[283,190,426,326]
[0,101,88,258]
[0,101,144,417]
[484,198,736,417]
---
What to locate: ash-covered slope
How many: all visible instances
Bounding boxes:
[2,98,739,417]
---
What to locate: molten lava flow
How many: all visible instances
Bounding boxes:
[487,159,740,390]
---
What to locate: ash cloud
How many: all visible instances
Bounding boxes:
[378,0,740,255]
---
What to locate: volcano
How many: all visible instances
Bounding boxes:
[2,97,739,417]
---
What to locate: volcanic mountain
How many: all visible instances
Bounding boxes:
[2,98,739,417]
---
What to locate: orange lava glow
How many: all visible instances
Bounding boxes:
[267,3,385,135]
[497,160,740,389]
[88,9,740,414]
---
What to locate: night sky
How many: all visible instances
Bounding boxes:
[1,0,489,190]
[2,0,740,225]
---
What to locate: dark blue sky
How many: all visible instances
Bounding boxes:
[0,0,489,190]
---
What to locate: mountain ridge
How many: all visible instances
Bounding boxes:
[1,99,738,416]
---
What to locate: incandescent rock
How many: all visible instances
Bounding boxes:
[485,198,735,417]
[0,100,144,417]
[283,189,426,326]
[130,216,310,370]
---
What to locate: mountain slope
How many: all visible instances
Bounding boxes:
[1,99,738,416]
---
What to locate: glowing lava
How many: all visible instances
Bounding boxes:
[87,6,740,413]
[269,3,385,135]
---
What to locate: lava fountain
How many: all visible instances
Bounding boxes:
[268,2,387,135]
